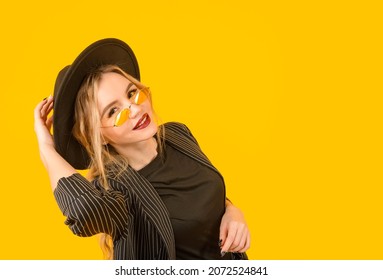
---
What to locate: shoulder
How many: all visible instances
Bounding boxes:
[161,122,193,137]
[161,122,189,132]
[160,122,199,146]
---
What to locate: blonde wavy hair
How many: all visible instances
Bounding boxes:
[72,64,163,259]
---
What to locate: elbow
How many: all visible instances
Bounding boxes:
[61,192,128,238]
[64,216,94,237]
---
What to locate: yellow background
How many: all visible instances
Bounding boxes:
[0,0,382,259]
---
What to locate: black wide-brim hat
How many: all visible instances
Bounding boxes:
[53,38,140,170]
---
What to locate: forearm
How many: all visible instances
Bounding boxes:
[34,97,77,190]
[39,143,77,191]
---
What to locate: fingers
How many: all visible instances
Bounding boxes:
[230,224,246,252]
[34,96,52,117]
[40,96,54,118]
[46,115,53,131]
[219,224,228,249]
[219,204,251,256]
[220,222,238,253]
[34,96,55,144]
[232,226,250,253]
[220,222,251,255]
[34,98,48,120]
[238,232,251,253]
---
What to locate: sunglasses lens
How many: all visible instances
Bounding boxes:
[115,109,130,127]
[133,91,147,105]
[109,90,148,127]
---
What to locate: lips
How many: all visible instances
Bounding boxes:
[133,113,151,130]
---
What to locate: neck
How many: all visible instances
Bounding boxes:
[115,137,158,170]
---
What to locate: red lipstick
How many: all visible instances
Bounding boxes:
[133,113,150,130]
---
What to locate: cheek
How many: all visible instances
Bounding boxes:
[101,129,125,144]
[147,105,158,123]
[143,101,154,114]
[103,128,131,141]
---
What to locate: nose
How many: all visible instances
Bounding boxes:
[127,102,141,119]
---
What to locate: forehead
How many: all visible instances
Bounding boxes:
[96,72,134,103]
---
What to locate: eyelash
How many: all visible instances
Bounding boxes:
[127,88,137,99]
[108,108,118,118]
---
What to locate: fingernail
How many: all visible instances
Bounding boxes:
[43,97,47,101]
[221,251,226,257]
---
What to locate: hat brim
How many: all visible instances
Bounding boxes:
[53,38,140,170]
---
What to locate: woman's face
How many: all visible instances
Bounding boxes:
[97,72,157,148]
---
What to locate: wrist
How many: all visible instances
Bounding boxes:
[38,143,57,165]
[39,142,55,153]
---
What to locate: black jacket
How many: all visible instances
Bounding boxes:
[54,122,246,259]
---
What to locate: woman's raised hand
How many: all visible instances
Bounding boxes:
[34,96,54,147]
[34,95,77,190]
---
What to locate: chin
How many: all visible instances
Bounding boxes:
[135,121,158,139]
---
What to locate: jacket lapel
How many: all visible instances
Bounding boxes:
[108,165,176,259]
[122,168,177,259]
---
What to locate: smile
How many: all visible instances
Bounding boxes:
[133,113,151,130]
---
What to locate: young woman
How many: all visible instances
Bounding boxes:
[34,38,250,259]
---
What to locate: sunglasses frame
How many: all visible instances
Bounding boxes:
[100,88,148,128]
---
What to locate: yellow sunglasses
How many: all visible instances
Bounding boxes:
[101,88,148,128]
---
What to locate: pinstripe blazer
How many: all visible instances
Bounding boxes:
[54,122,244,259]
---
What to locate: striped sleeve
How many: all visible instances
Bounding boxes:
[54,173,128,238]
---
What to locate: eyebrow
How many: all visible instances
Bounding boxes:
[100,82,134,118]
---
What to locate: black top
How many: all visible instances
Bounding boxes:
[138,142,231,259]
